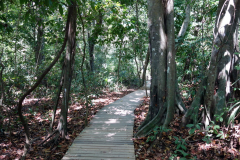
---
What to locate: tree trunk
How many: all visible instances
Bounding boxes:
[88,10,103,72]
[141,47,150,86]
[0,49,4,106]
[57,1,77,138]
[117,40,123,86]
[164,0,176,127]
[17,3,72,157]
[136,0,176,137]
[35,17,44,73]
[183,0,240,127]
[177,0,192,38]
[49,65,64,133]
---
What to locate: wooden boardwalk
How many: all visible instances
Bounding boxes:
[62,89,148,160]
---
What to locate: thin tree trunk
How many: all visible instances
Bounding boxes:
[117,39,124,86]
[49,65,64,133]
[177,0,192,38]
[17,5,71,158]
[134,49,141,86]
[79,7,89,126]
[88,10,103,72]
[141,47,150,86]
[0,49,4,106]
[58,1,77,137]
[35,17,44,72]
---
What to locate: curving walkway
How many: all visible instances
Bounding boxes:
[62,83,150,160]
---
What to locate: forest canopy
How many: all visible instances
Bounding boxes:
[1,0,240,159]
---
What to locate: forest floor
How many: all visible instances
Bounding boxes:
[0,87,136,160]
[133,96,240,160]
[2,86,240,160]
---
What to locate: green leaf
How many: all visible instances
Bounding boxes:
[181,145,187,151]
[1,15,7,22]
[25,12,29,22]
[228,104,240,125]
[186,124,194,128]
[20,0,26,5]
[213,125,220,130]
[59,5,63,15]
[219,117,223,122]
[45,0,49,6]
[173,136,178,141]
[0,1,4,11]
[189,128,195,134]
[175,150,189,157]
[176,144,181,149]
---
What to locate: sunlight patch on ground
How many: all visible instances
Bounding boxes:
[92,98,110,103]
[22,98,39,105]
[106,133,116,137]
[115,109,132,116]
[71,105,83,110]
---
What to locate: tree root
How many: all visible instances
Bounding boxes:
[176,82,187,113]
[135,104,167,138]
[40,130,59,146]
[182,78,206,126]
[44,133,60,160]
[20,137,41,160]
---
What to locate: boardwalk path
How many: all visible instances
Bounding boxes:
[62,86,149,160]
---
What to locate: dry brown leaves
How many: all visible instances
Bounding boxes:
[0,88,135,160]
[133,97,240,160]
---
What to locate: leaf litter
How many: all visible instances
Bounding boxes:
[133,96,240,160]
[0,88,135,160]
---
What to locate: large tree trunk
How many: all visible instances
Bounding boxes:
[135,0,176,137]
[164,0,176,127]
[183,0,240,127]
[57,1,77,138]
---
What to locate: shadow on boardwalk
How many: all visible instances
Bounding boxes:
[62,88,149,160]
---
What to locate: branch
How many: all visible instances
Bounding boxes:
[177,0,193,38]
[17,5,71,145]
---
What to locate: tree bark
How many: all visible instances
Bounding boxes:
[88,10,103,72]
[164,0,176,127]
[177,0,192,38]
[0,49,4,106]
[183,0,240,127]
[49,65,64,133]
[17,4,72,157]
[35,17,44,72]
[57,1,77,137]
[136,0,176,137]
[141,47,150,86]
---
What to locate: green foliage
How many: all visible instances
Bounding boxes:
[175,0,218,82]
[172,136,190,159]
[146,126,171,142]
[186,123,201,135]
[227,101,240,125]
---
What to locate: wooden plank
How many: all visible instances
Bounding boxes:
[63,157,134,160]
[69,144,134,148]
[71,141,133,145]
[67,147,134,151]
[66,149,134,154]
[61,90,147,160]
[63,154,135,158]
